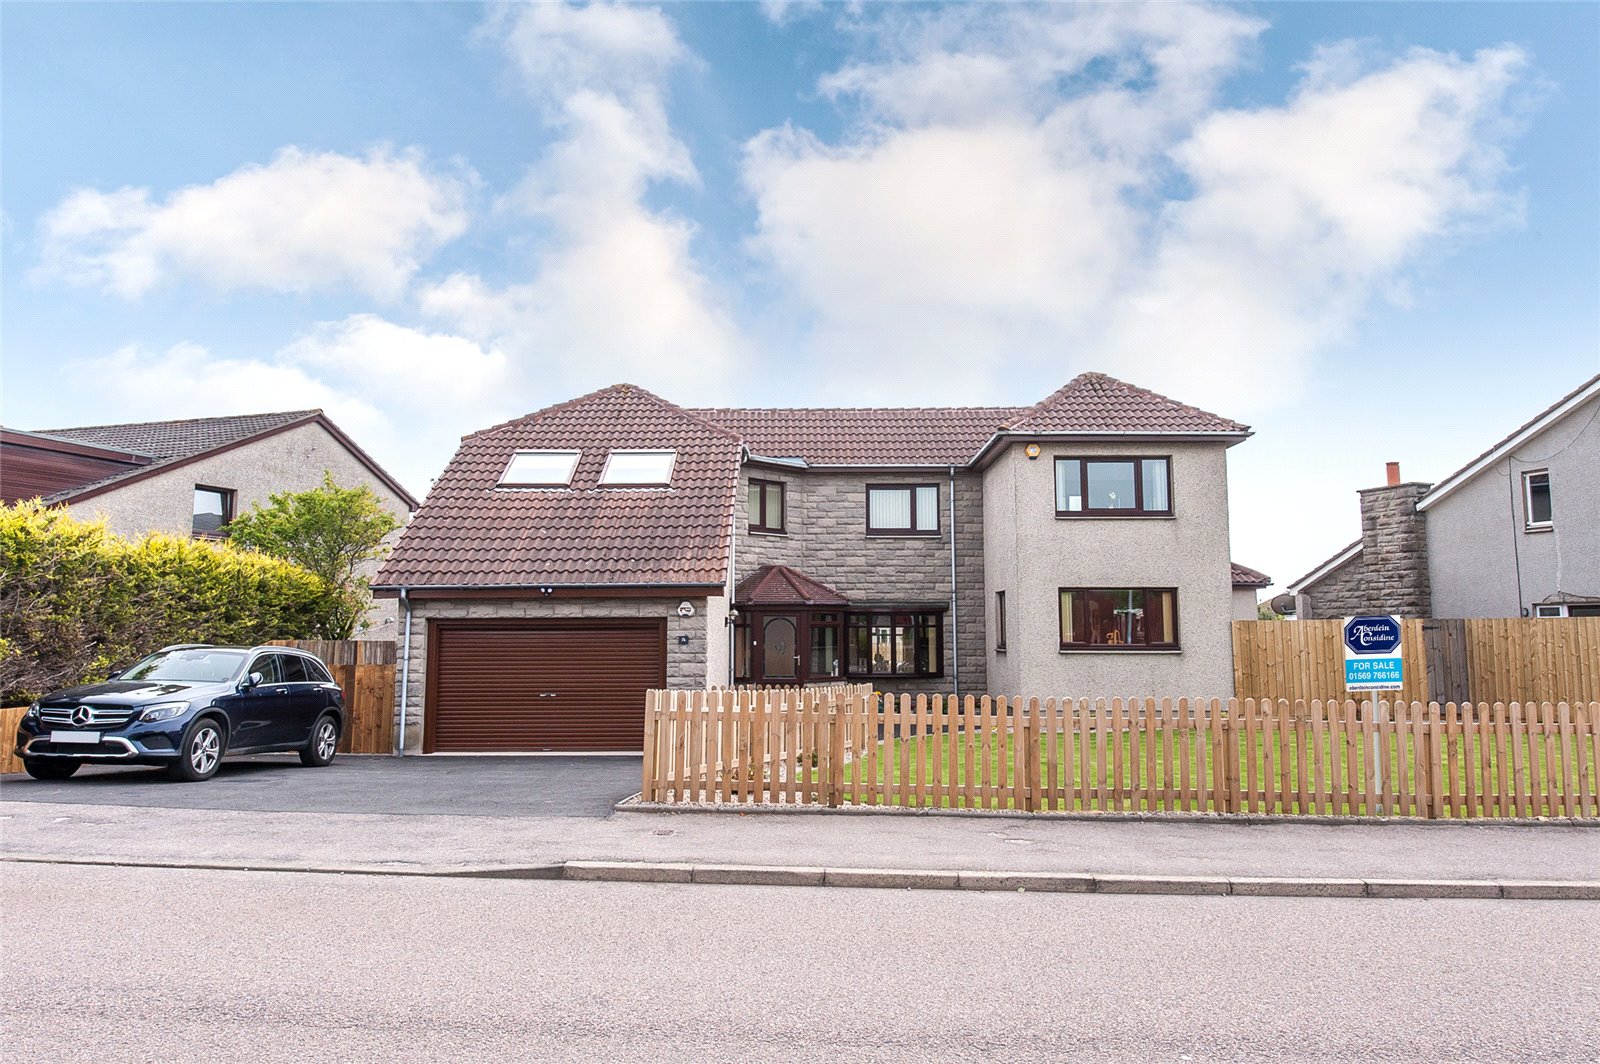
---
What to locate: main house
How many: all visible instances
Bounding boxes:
[1,409,419,630]
[375,373,1260,754]
[1290,372,1599,620]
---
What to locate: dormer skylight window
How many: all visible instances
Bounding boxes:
[599,449,676,486]
[499,450,580,487]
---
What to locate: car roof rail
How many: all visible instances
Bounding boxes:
[156,643,214,652]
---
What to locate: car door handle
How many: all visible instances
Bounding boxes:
[538,693,558,698]
[272,687,290,695]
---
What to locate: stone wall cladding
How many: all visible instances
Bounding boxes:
[735,467,987,697]
[1299,482,1432,619]
[395,596,710,752]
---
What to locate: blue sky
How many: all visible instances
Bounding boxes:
[4,2,1597,594]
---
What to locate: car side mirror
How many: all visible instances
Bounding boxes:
[239,671,264,692]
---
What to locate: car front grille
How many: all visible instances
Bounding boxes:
[39,705,138,728]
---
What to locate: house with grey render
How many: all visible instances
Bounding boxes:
[0,410,419,630]
[1290,372,1600,620]
[374,373,1263,754]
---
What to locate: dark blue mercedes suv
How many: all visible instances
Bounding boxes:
[14,644,345,782]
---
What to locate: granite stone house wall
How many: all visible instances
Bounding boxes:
[1296,481,1433,620]
[734,467,987,697]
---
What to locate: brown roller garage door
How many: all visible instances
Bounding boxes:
[424,620,666,753]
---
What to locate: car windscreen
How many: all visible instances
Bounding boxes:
[119,649,247,683]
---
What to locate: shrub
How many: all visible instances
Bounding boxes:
[0,500,334,702]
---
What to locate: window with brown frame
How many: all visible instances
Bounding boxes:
[866,484,940,535]
[1054,457,1172,517]
[192,485,235,537]
[1059,588,1178,650]
[994,590,1007,652]
[844,612,943,677]
[748,478,786,534]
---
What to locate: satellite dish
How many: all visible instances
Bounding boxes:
[1270,593,1296,616]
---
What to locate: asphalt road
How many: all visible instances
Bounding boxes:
[4,862,1596,1063]
[0,754,642,818]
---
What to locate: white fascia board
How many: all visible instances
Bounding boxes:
[1417,377,1600,512]
[1287,542,1363,594]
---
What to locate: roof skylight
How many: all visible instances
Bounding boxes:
[599,450,676,486]
[499,450,580,487]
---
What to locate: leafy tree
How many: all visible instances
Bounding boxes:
[228,472,401,638]
[1258,601,1285,621]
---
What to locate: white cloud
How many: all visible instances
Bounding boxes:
[69,318,516,496]
[421,2,742,402]
[278,313,511,407]
[36,147,472,299]
[742,3,1529,408]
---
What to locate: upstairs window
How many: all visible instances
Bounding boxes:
[1055,457,1171,517]
[192,485,235,537]
[600,450,676,486]
[1523,470,1552,530]
[500,450,580,487]
[866,484,940,536]
[748,478,786,534]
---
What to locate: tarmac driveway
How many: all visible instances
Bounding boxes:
[0,755,642,818]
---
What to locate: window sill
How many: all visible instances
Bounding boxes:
[1523,524,1554,534]
[995,647,1007,655]
[846,674,946,682]
[1059,647,1182,655]
[748,528,789,538]
[865,531,941,538]
[1054,513,1176,521]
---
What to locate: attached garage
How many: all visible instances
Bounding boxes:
[423,620,667,753]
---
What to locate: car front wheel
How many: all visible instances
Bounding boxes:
[23,758,81,781]
[299,713,340,767]
[169,718,225,782]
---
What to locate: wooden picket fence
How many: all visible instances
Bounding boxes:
[1234,617,1600,706]
[641,688,1600,819]
[0,705,27,773]
[267,639,396,754]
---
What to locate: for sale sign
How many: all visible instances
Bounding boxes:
[1343,615,1404,691]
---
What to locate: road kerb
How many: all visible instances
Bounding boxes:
[959,871,1096,893]
[564,860,693,884]
[692,864,826,887]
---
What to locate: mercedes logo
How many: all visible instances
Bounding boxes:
[71,706,94,727]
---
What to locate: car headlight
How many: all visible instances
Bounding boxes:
[24,702,40,719]
[138,701,191,723]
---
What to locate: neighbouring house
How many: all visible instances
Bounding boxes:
[1,410,419,631]
[374,373,1261,753]
[1231,563,1272,620]
[1290,373,1600,620]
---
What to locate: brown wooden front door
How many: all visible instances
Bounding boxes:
[754,612,801,682]
[424,620,666,753]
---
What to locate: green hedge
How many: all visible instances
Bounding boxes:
[0,500,336,702]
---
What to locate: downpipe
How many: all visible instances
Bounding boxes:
[949,465,959,701]
[396,587,412,756]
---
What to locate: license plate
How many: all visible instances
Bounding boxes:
[50,730,101,744]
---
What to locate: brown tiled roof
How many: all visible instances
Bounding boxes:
[691,373,1246,466]
[735,565,850,606]
[691,406,1020,466]
[1230,562,1272,588]
[374,384,741,588]
[1002,373,1250,435]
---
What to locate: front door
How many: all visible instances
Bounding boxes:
[757,613,801,682]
